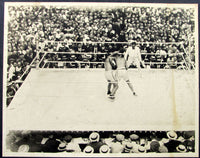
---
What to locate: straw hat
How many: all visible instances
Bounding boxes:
[167,131,178,140]
[176,144,186,152]
[89,132,100,143]
[83,146,94,153]
[99,145,110,153]
[18,144,30,152]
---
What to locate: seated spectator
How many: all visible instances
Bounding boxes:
[7,83,17,98]
[57,142,67,152]
[176,144,187,153]
[149,140,160,153]
[7,59,16,82]
[28,134,43,152]
[167,55,177,69]
[42,134,60,152]
[99,144,111,153]
[6,131,20,152]
[15,61,23,79]
[108,134,125,153]
[164,131,181,152]
[86,132,103,153]
[136,145,146,153]
[17,144,30,152]
[129,134,139,142]
[65,135,82,153]
[158,145,168,153]
[83,146,94,153]
[123,142,133,153]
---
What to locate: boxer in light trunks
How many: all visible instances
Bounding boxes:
[115,49,137,96]
[104,53,118,99]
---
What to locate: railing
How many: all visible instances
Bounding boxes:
[44,40,184,45]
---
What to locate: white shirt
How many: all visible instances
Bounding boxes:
[8,65,15,80]
[66,138,83,153]
[125,46,141,61]
[66,142,81,152]
[109,142,124,153]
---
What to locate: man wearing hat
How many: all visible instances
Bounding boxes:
[57,142,67,152]
[17,144,30,152]
[129,134,140,142]
[133,145,146,153]
[99,144,111,153]
[176,144,187,153]
[83,146,94,153]
[123,142,133,153]
[87,132,103,153]
[164,131,181,152]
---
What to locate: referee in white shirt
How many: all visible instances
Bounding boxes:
[124,41,144,69]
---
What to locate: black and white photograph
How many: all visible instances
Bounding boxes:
[3,2,199,157]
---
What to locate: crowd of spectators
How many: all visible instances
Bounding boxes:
[39,42,194,69]
[6,5,196,106]
[7,5,195,70]
[6,130,195,153]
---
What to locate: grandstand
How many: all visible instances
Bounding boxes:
[3,2,198,156]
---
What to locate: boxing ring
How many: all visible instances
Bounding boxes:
[5,69,197,131]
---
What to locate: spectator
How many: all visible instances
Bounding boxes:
[149,140,160,152]
[108,134,125,153]
[65,135,82,153]
[17,144,30,152]
[6,130,195,153]
[164,131,181,152]
[7,59,16,82]
[123,142,133,153]
[158,145,169,153]
[136,145,146,153]
[86,132,103,153]
[99,144,111,153]
[83,146,94,153]
[176,144,187,153]
[57,142,67,152]
[28,134,43,152]
[42,134,60,152]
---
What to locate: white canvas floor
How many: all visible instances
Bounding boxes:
[5,69,197,131]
